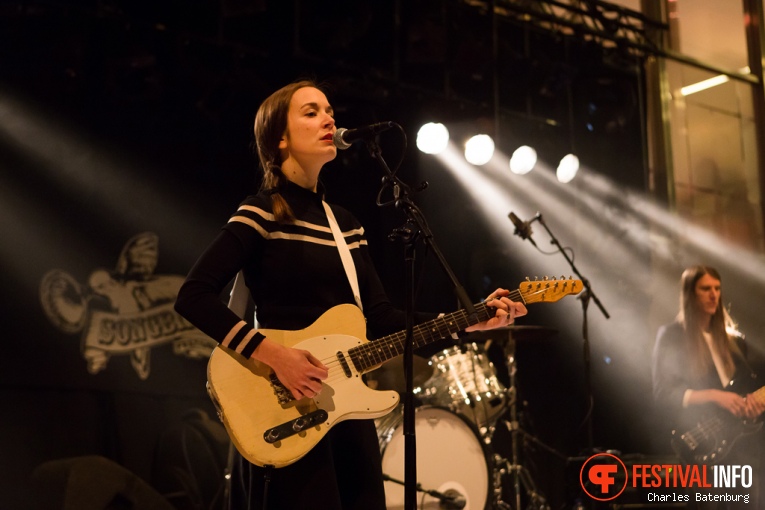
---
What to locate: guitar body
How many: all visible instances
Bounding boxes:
[207,278,582,468]
[671,413,763,465]
[671,375,765,465]
[207,304,399,468]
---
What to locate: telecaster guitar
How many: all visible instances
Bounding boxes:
[207,277,582,468]
[672,383,765,465]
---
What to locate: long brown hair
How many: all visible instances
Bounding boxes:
[253,79,319,223]
[678,265,740,380]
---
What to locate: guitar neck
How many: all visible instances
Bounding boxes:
[347,290,522,373]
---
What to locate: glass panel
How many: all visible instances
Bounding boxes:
[671,0,748,71]
[667,58,764,251]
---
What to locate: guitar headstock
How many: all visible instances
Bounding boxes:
[519,277,583,304]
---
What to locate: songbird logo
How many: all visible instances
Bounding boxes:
[40,232,214,379]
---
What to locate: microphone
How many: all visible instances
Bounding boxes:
[441,489,467,510]
[508,212,538,247]
[333,121,395,150]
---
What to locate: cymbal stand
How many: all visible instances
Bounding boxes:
[490,337,551,510]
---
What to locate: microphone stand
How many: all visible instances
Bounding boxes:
[363,132,477,510]
[532,213,609,451]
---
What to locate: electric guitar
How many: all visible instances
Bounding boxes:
[671,377,764,465]
[207,278,582,468]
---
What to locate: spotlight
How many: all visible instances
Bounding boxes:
[416,122,449,155]
[464,134,494,166]
[509,145,537,175]
[556,153,579,183]
[680,67,749,96]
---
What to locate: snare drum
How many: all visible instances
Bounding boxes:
[376,405,490,510]
[417,343,507,427]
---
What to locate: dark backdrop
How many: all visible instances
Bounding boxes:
[2,2,761,510]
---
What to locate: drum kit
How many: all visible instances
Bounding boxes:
[369,326,557,510]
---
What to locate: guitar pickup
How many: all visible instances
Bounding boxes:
[337,351,352,378]
[263,410,328,444]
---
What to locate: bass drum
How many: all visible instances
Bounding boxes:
[376,405,491,510]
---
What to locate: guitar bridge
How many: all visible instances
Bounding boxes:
[263,410,328,444]
[269,373,295,405]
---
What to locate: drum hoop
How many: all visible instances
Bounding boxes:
[377,404,493,510]
[377,404,493,467]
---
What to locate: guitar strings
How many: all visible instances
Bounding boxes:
[315,286,558,375]
[282,283,576,399]
[686,416,723,446]
[680,383,765,450]
[310,288,540,387]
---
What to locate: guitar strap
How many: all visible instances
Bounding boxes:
[227,203,363,313]
[322,201,363,312]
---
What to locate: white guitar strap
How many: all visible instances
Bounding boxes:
[226,202,363,313]
[322,201,363,311]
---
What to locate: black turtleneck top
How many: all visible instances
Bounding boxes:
[175,181,435,358]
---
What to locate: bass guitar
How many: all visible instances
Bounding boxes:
[207,277,581,468]
[671,377,764,464]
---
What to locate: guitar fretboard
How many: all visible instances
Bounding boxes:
[346,291,521,372]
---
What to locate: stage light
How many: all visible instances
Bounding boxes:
[680,75,730,97]
[680,66,750,96]
[416,122,449,155]
[464,134,494,166]
[556,153,579,183]
[429,139,765,443]
[509,145,537,175]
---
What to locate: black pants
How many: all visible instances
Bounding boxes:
[231,419,386,510]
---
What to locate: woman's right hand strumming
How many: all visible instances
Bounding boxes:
[255,340,329,400]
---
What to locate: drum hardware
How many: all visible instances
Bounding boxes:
[375,326,559,510]
[466,327,556,510]
[381,473,467,510]
[493,453,549,510]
